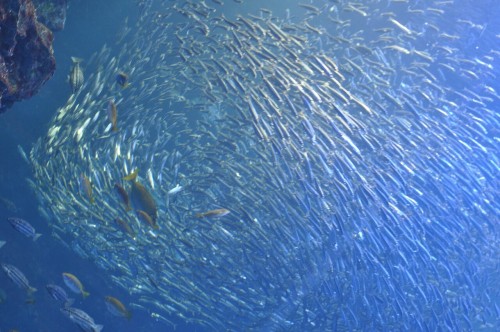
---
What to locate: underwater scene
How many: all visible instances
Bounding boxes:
[0,0,499,331]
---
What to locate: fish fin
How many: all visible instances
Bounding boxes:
[83,291,90,299]
[123,168,139,181]
[71,57,83,63]
[93,324,104,332]
[33,233,42,241]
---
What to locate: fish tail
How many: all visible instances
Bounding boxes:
[125,206,132,212]
[112,124,118,132]
[33,233,42,241]
[28,286,37,294]
[82,290,90,299]
[90,197,95,204]
[71,56,83,63]
[195,213,204,218]
[126,310,132,320]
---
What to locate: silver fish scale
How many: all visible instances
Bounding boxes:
[30,0,499,331]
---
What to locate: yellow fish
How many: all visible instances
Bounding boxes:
[136,210,159,229]
[124,169,158,223]
[62,272,90,298]
[105,295,132,319]
[114,183,131,211]
[79,173,94,204]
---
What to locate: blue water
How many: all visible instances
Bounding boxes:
[0,1,186,331]
[1,0,499,331]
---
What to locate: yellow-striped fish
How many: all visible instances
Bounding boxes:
[62,272,89,298]
[105,296,132,319]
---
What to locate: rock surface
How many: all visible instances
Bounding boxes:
[33,0,68,31]
[0,0,56,113]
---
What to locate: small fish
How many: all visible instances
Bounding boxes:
[62,273,89,298]
[46,284,74,306]
[167,184,183,195]
[195,208,231,218]
[7,217,42,241]
[1,263,37,295]
[115,218,135,237]
[61,306,103,332]
[108,100,118,132]
[69,57,84,93]
[116,71,129,88]
[105,295,132,319]
[80,173,94,204]
[114,183,131,211]
[0,197,19,213]
[136,210,159,229]
[17,145,30,164]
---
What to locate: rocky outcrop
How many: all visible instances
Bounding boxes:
[33,0,68,31]
[0,0,56,113]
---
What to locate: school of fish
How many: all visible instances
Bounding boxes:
[29,0,499,331]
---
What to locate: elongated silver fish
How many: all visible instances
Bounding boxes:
[61,306,103,332]
[1,263,37,294]
[7,217,42,241]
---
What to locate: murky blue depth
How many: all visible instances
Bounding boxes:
[1,0,499,331]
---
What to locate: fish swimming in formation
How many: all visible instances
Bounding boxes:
[105,295,132,319]
[69,57,84,93]
[62,272,90,299]
[1,263,37,295]
[61,306,103,332]
[195,208,231,218]
[46,284,74,307]
[124,169,158,223]
[7,217,42,241]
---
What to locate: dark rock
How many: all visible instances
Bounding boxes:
[0,0,56,113]
[33,0,68,31]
